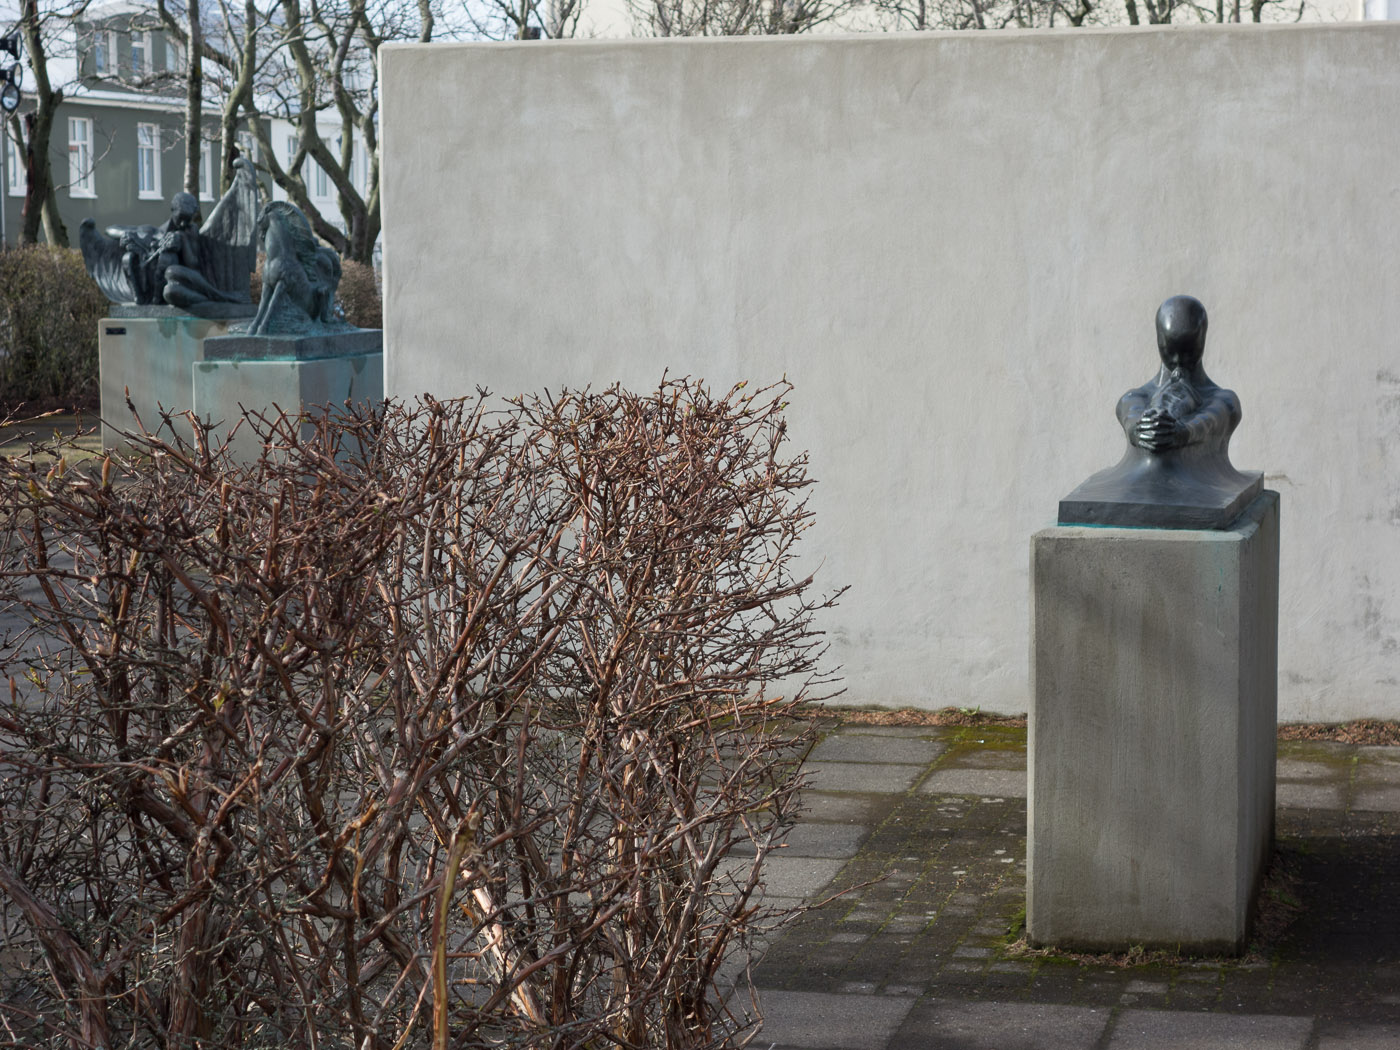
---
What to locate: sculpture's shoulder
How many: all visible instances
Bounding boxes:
[1120,367,1169,403]
[1116,377,1156,425]
[1198,380,1241,416]
[1210,383,1240,409]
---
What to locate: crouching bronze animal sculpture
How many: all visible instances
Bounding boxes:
[249,201,342,335]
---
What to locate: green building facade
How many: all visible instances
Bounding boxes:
[3,8,265,246]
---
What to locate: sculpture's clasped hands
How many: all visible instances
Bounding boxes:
[1132,408,1189,453]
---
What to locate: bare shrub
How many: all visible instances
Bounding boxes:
[337,260,382,329]
[0,379,838,1048]
[0,246,107,412]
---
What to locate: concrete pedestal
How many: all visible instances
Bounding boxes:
[98,316,382,464]
[98,312,246,451]
[1028,490,1279,954]
[193,349,383,463]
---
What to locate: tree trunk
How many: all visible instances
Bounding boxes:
[17,0,65,246]
[183,0,203,195]
[40,176,66,246]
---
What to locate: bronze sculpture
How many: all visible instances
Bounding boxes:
[1058,296,1262,529]
[247,202,343,335]
[79,158,258,312]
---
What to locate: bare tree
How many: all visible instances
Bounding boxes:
[629,0,862,35]
[153,0,278,199]
[872,0,1302,30]
[461,0,588,40]
[168,0,436,265]
[10,0,98,247]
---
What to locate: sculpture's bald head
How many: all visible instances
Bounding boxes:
[170,192,200,229]
[1155,295,1208,371]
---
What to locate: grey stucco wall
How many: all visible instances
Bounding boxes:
[381,25,1400,721]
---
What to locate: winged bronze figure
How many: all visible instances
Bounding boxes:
[80,157,259,309]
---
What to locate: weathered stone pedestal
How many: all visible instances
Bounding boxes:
[1028,490,1279,954]
[197,330,383,463]
[98,305,254,451]
[97,310,382,464]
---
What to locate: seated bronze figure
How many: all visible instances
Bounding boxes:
[79,158,258,313]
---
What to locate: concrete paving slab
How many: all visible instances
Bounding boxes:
[1275,782,1345,810]
[894,999,1109,1049]
[942,747,1027,770]
[1357,746,1400,770]
[1352,786,1400,812]
[1107,1009,1313,1049]
[734,822,868,859]
[797,793,878,824]
[760,856,848,900]
[1274,758,1337,780]
[804,761,926,794]
[808,734,946,765]
[1276,741,1354,766]
[755,989,913,1049]
[1315,1022,1400,1048]
[918,767,1027,798]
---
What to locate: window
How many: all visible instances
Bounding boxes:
[314,159,328,198]
[285,133,298,167]
[93,29,116,76]
[237,130,256,162]
[166,38,183,73]
[130,30,148,75]
[6,128,23,197]
[349,142,367,195]
[198,140,215,200]
[68,117,95,197]
[137,123,160,199]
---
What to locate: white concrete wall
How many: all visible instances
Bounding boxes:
[381,25,1400,721]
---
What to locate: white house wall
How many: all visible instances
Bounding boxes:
[381,25,1400,721]
[266,115,373,237]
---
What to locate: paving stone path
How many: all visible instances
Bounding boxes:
[745,724,1400,1050]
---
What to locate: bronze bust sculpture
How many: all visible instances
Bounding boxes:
[1059,296,1262,529]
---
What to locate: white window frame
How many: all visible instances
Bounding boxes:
[130,29,148,76]
[6,128,24,197]
[349,141,368,195]
[137,122,161,200]
[198,139,215,200]
[68,117,96,198]
[313,158,328,198]
[93,29,116,76]
[166,37,183,73]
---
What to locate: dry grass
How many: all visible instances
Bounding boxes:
[823,706,1399,745]
[822,705,1027,728]
[1277,719,1400,746]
